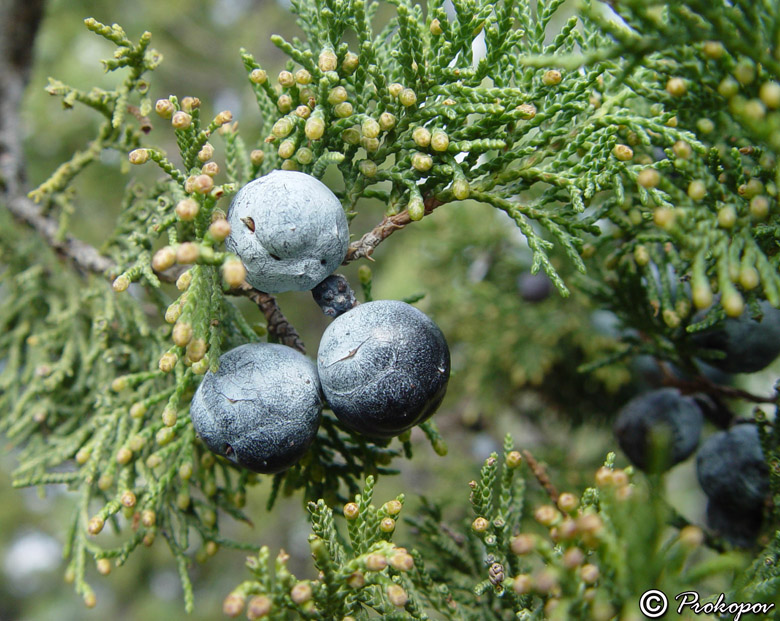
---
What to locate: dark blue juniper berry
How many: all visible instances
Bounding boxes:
[706,499,763,548]
[613,388,703,472]
[696,423,769,511]
[225,170,349,293]
[190,343,321,473]
[517,272,552,302]
[317,300,450,438]
[691,301,780,374]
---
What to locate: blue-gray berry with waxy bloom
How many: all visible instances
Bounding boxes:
[225,170,349,293]
[190,342,322,473]
[317,300,450,438]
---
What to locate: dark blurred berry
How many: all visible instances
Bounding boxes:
[690,393,733,428]
[631,356,732,393]
[696,424,769,510]
[652,146,668,161]
[312,274,357,318]
[706,499,763,548]
[694,360,733,385]
[691,301,780,374]
[517,272,552,302]
[590,310,622,337]
[613,388,703,472]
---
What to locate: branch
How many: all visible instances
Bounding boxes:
[7,172,306,352]
[236,283,306,354]
[7,195,305,351]
[9,192,306,351]
[0,0,45,197]
[343,196,443,264]
[658,362,777,405]
[522,450,560,507]
[7,195,116,275]
[8,195,305,350]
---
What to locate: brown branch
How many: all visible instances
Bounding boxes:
[343,196,443,264]
[8,184,308,352]
[127,104,152,134]
[522,450,559,505]
[9,194,306,350]
[7,197,305,350]
[236,283,306,354]
[7,195,117,275]
[4,195,193,287]
[658,362,777,404]
[6,198,305,349]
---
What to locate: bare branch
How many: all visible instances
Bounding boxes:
[658,361,777,404]
[7,198,305,351]
[9,191,306,350]
[236,283,306,354]
[8,193,306,349]
[7,195,116,275]
[343,196,443,264]
[522,450,560,507]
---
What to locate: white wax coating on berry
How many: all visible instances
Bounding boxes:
[225,170,349,293]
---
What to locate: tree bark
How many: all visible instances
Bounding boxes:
[0,0,46,198]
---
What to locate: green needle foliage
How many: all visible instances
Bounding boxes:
[3,0,780,616]
[222,438,772,619]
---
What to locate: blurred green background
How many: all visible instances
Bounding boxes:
[3,0,778,618]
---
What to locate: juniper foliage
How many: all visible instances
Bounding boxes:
[222,441,770,619]
[2,0,780,617]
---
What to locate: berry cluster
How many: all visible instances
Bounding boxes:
[190,172,450,473]
[614,305,777,547]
